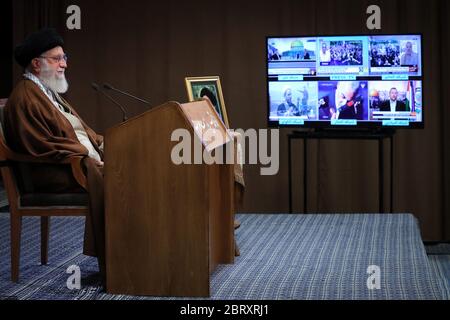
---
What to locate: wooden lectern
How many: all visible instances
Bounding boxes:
[104,99,235,297]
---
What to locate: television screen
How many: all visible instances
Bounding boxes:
[267,34,423,129]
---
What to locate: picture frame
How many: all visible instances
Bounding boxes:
[185,76,230,128]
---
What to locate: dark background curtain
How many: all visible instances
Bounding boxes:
[0,1,12,97]
[5,0,450,240]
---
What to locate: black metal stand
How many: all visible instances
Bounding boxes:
[288,128,395,213]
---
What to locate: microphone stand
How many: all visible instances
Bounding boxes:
[103,83,151,106]
[91,83,128,122]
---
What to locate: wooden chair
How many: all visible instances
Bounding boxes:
[0,102,89,282]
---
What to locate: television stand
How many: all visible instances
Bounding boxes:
[288,129,396,213]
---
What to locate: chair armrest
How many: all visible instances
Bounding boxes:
[0,142,88,191]
[6,155,88,191]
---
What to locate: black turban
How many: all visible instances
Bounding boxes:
[14,28,64,68]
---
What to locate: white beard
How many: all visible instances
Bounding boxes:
[39,61,69,94]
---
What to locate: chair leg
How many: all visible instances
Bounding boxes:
[41,217,50,265]
[11,213,22,283]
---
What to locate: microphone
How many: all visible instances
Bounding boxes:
[103,83,151,106]
[91,83,128,122]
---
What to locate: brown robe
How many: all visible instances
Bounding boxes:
[4,79,106,279]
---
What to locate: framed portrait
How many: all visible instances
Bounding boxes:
[185,76,230,128]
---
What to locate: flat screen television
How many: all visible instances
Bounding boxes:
[267,34,423,129]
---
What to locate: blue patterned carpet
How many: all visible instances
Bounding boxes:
[0,189,8,209]
[426,244,450,293]
[0,213,448,300]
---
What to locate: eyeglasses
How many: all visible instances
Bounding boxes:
[39,54,68,63]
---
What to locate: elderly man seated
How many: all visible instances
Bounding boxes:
[4,28,106,281]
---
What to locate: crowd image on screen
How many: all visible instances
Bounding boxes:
[370,41,401,67]
[321,41,363,66]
